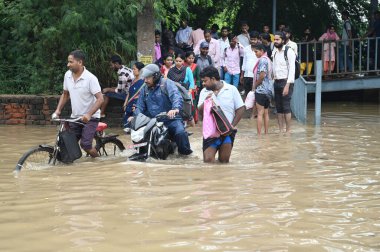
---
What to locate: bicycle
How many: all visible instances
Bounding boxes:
[14,118,125,172]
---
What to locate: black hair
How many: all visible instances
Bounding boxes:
[174,53,186,61]
[70,50,86,64]
[163,53,173,61]
[327,24,335,29]
[260,32,271,41]
[155,30,161,36]
[221,26,229,31]
[249,31,260,39]
[283,27,292,34]
[274,31,286,41]
[342,10,349,17]
[204,29,212,35]
[134,62,145,71]
[211,24,219,30]
[228,33,236,41]
[110,54,122,64]
[200,66,220,80]
[253,44,267,52]
[185,51,195,58]
[240,20,248,26]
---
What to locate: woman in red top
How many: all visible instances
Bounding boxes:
[160,53,173,78]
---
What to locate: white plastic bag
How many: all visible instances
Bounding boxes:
[244,91,255,109]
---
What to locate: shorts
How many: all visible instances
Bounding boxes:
[203,131,236,152]
[243,77,254,95]
[105,91,127,101]
[69,118,99,150]
[255,92,271,109]
[274,79,294,114]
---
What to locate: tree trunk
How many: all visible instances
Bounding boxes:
[136,1,155,64]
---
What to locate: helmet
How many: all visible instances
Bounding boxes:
[140,64,161,80]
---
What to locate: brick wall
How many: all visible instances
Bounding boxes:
[0,95,124,127]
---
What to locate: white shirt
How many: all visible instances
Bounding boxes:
[286,40,298,56]
[237,33,250,47]
[219,37,230,65]
[272,46,296,84]
[241,45,258,78]
[64,67,102,118]
[194,38,221,68]
[198,81,244,123]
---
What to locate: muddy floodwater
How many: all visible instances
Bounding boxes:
[0,102,379,252]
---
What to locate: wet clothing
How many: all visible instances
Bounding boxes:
[134,78,192,155]
[69,118,99,150]
[274,79,293,114]
[202,131,236,151]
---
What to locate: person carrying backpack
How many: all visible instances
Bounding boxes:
[272,31,296,133]
[339,10,353,73]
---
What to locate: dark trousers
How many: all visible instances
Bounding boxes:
[165,120,192,155]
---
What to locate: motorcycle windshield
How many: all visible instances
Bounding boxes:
[131,114,151,130]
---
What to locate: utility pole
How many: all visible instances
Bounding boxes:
[136,1,155,65]
[272,0,277,33]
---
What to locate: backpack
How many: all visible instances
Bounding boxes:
[283,46,300,80]
[160,78,193,120]
[344,20,358,39]
[195,55,212,66]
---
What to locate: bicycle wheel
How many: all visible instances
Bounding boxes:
[15,145,55,171]
[97,138,125,157]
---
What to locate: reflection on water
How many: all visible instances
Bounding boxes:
[0,102,379,251]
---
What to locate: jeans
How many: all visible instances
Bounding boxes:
[224,73,240,88]
[339,45,352,72]
[164,120,192,155]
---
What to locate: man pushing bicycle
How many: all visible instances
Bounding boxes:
[52,50,104,157]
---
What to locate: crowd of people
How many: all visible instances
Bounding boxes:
[54,10,380,163]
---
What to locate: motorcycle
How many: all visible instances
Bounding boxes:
[128,112,177,161]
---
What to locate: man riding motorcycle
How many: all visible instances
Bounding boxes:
[129,64,193,155]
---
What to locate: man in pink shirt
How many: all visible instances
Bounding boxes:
[194,29,221,70]
[221,34,244,87]
[188,25,204,48]
[153,30,162,62]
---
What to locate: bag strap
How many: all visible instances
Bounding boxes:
[207,55,212,65]
[126,83,146,105]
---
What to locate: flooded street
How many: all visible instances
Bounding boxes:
[0,102,379,251]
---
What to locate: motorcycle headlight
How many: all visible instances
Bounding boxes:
[131,127,145,143]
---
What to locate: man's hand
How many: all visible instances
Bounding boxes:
[81,114,91,123]
[240,75,244,84]
[283,84,290,96]
[51,111,60,120]
[127,116,134,122]
[167,109,179,119]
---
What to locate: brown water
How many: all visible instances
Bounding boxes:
[0,102,379,252]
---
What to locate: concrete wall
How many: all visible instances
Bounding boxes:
[0,95,124,127]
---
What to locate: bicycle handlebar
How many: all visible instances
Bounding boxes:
[52,117,82,123]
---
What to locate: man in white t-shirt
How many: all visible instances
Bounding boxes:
[53,50,104,157]
[198,66,245,163]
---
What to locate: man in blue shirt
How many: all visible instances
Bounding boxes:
[133,64,193,155]
[175,19,193,52]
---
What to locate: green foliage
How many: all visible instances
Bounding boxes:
[0,0,142,94]
[0,0,376,94]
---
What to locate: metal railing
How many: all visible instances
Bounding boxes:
[297,37,380,77]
